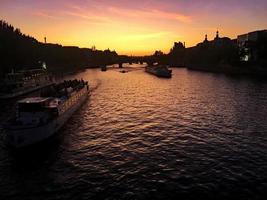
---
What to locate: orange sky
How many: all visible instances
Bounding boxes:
[0,0,267,55]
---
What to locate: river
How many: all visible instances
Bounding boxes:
[1,64,267,199]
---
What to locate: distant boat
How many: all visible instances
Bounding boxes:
[145,64,172,78]
[101,65,107,71]
[0,67,53,99]
[5,79,89,148]
[119,69,128,73]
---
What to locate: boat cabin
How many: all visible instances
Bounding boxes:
[16,97,59,126]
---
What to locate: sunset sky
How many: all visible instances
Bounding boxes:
[0,0,267,55]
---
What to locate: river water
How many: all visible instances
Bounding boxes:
[1,65,267,199]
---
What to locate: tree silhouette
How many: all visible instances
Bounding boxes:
[0,20,119,77]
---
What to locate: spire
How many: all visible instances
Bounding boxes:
[215,30,219,39]
[204,34,208,42]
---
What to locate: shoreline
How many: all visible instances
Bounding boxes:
[184,63,267,78]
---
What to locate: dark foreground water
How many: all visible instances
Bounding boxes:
[1,66,267,200]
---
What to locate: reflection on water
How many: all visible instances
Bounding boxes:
[1,65,267,199]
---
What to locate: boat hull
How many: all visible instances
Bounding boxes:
[6,89,88,148]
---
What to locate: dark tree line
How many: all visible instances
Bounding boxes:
[0,20,119,77]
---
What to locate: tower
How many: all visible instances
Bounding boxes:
[44,37,47,43]
[204,34,208,42]
[215,30,219,40]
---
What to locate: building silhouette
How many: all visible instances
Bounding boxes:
[237,30,267,62]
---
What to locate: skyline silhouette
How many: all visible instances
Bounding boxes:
[1,0,267,55]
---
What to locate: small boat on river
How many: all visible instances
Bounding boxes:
[145,64,172,78]
[101,65,107,71]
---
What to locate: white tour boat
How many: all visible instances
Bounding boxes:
[5,80,89,148]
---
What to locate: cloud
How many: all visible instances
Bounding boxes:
[65,2,191,24]
[31,1,191,25]
[31,4,111,25]
[108,6,192,23]
[62,11,111,24]
[120,31,172,41]
[32,11,62,20]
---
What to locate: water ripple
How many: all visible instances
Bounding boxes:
[1,67,267,199]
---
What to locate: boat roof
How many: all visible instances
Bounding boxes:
[6,68,45,76]
[18,97,51,104]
